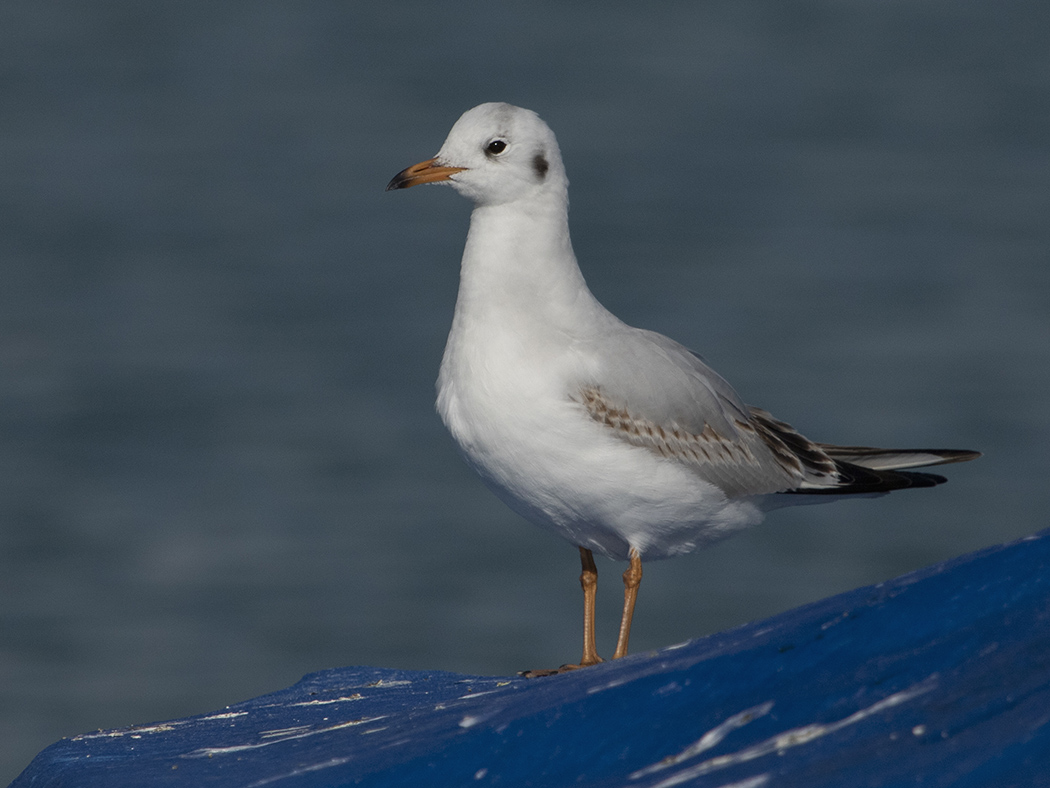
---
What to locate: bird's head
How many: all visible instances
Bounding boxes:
[387,102,567,207]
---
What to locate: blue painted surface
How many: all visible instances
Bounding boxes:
[12,529,1050,788]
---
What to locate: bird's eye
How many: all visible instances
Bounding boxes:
[485,139,507,155]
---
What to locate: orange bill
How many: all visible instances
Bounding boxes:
[386,158,465,191]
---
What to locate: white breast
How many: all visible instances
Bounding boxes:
[436,306,763,561]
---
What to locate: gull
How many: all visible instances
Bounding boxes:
[387,102,979,675]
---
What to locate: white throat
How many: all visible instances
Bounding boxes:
[455,196,589,326]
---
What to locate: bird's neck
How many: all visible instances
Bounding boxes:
[453,196,595,328]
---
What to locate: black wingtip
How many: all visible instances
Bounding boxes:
[780,463,950,496]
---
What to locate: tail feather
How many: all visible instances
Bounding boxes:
[782,463,948,496]
[816,445,982,471]
[780,445,979,496]
[746,404,981,497]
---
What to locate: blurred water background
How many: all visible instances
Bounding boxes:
[2,1,1048,780]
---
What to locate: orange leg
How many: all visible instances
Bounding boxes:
[578,546,603,667]
[612,548,642,660]
[520,546,604,677]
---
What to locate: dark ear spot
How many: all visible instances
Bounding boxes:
[532,153,549,180]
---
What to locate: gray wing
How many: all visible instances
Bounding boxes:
[577,326,749,438]
[572,326,978,498]
[572,326,839,497]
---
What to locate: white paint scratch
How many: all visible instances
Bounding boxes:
[586,677,629,694]
[73,722,185,740]
[200,711,249,721]
[184,716,388,757]
[243,756,353,787]
[713,775,769,788]
[631,676,937,787]
[631,702,774,778]
[289,694,364,707]
[457,688,509,699]
[260,726,311,739]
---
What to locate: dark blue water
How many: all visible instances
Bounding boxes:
[2,1,1048,780]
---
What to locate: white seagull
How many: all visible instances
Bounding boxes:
[387,102,979,675]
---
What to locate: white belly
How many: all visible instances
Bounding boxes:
[436,330,763,561]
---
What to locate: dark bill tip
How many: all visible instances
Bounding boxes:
[385,158,465,192]
[386,170,412,191]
